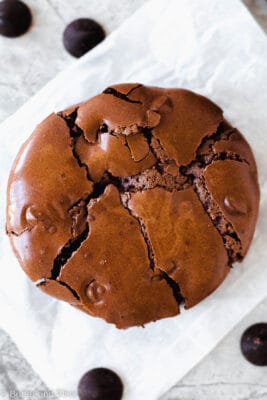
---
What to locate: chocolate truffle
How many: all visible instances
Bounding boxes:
[63,18,105,58]
[6,84,260,329]
[0,0,32,37]
[241,323,267,366]
[78,368,123,400]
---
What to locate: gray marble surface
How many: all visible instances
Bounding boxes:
[0,0,145,122]
[0,1,267,399]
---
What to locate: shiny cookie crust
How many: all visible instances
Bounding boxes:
[6,84,259,328]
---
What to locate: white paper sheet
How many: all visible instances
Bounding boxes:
[1,0,267,399]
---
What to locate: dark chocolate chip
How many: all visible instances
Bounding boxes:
[78,368,123,400]
[241,323,267,366]
[224,195,247,216]
[85,280,106,304]
[0,0,32,37]
[63,18,105,58]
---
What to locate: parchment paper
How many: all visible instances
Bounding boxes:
[0,0,267,399]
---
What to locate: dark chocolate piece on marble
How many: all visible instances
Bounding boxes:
[0,0,32,37]
[241,323,267,366]
[63,18,105,58]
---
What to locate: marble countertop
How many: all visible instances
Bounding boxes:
[0,1,267,399]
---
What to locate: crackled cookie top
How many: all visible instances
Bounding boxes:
[6,84,259,328]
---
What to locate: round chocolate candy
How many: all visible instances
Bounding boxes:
[63,18,105,58]
[241,323,267,366]
[78,368,123,400]
[0,0,32,37]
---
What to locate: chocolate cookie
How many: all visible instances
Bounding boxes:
[6,84,259,328]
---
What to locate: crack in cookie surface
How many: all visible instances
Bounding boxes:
[50,220,89,280]
[103,85,143,104]
[6,227,32,237]
[58,109,93,181]
[159,270,184,307]
[61,106,246,267]
[177,123,250,263]
[192,175,242,263]
[120,192,184,307]
[120,192,156,272]
[37,279,80,301]
[49,178,112,281]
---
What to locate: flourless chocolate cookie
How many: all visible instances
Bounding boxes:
[6,84,260,328]
[78,368,123,400]
[0,0,32,37]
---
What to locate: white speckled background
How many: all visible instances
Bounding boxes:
[0,1,267,399]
